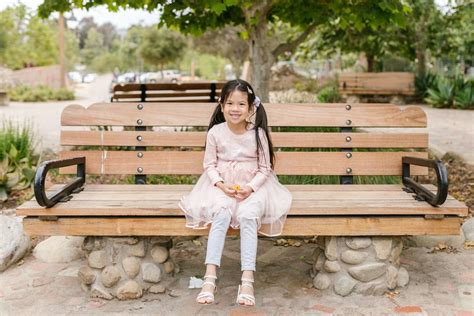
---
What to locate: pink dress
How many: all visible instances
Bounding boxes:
[179,121,292,236]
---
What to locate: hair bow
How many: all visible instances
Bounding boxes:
[253,96,261,108]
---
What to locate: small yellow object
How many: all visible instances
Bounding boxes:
[233,185,241,191]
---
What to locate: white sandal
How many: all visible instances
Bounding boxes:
[196,275,217,304]
[236,277,255,306]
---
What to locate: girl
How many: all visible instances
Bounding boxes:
[179,79,292,306]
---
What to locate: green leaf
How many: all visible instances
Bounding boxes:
[9,145,18,159]
[211,3,226,15]
[22,167,36,181]
[224,0,238,5]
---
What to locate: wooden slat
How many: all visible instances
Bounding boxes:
[21,216,462,236]
[61,103,427,127]
[112,91,221,99]
[18,200,466,216]
[18,184,467,217]
[113,81,226,92]
[58,150,429,175]
[60,131,429,148]
[339,72,415,95]
[38,184,440,192]
[112,98,215,103]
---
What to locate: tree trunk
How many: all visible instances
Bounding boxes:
[416,47,426,76]
[367,54,375,72]
[247,19,274,102]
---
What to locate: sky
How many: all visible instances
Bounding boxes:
[0,0,160,29]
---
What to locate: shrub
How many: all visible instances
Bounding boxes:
[454,79,474,109]
[415,72,438,100]
[317,85,341,103]
[425,75,474,109]
[9,85,75,102]
[0,120,39,201]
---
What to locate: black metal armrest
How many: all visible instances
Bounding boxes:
[34,157,86,208]
[402,156,448,206]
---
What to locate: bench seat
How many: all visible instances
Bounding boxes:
[17,184,467,236]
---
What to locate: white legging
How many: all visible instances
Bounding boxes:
[204,209,258,271]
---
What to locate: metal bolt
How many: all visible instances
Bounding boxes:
[346,167,352,174]
[345,104,351,110]
[137,135,143,141]
[346,119,352,125]
[137,104,143,110]
[137,152,143,158]
[137,167,143,173]
[137,119,143,125]
[345,136,352,142]
[346,152,352,158]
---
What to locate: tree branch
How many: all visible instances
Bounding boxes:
[272,22,318,58]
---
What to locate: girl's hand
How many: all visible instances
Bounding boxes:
[216,182,237,197]
[235,185,253,201]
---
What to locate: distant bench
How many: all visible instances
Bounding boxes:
[111,81,226,103]
[339,72,415,104]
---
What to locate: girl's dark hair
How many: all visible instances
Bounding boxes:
[207,79,276,169]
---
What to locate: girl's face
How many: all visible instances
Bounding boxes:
[220,90,252,129]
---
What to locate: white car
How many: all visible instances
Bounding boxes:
[117,72,137,83]
[68,71,82,83]
[145,70,181,83]
[83,73,97,83]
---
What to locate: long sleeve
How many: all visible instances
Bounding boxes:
[246,129,272,192]
[203,130,224,186]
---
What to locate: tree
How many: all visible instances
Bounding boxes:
[139,27,186,73]
[192,26,248,78]
[81,28,105,66]
[38,0,409,101]
[76,16,98,49]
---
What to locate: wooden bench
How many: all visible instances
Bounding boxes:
[15,101,468,297]
[339,72,415,104]
[111,81,226,103]
[17,101,468,236]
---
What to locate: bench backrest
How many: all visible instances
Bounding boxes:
[339,72,415,95]
[111,81,226,103]
[58,102,428,183]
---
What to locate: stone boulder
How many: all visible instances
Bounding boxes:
[0,215,31,272]
[33,236,85,263]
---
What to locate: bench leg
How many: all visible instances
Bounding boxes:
[311,236,408,296]
[78,236,176,300]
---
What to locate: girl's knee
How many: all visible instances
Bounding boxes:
[240,217,258,227]
[213,208,232,224]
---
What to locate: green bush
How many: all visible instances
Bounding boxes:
[426,78,455,108]
[454,80,474,109]
[425,75,474,109]
[9,85,75,102]
[54,88,75,101]
[415,72,438,100]
[0,120,39,201]
[317,85,342,103]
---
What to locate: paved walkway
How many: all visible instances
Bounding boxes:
[0,238,473,315]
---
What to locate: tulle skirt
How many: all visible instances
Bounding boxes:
[178,165,292,237]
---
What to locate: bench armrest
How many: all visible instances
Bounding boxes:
[34,157,86,208]
[402,156,448,206]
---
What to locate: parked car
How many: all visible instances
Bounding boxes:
[68,71,82,83]
[117,72,137,83]
[83,73,97,83]
[144,70,181,83]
